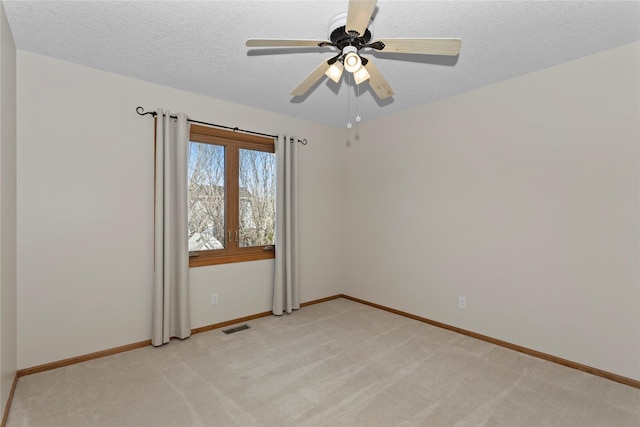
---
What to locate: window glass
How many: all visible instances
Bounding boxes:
[238,148,276,248]
[188,142,225,251]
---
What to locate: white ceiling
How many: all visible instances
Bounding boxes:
[3,0,639,128]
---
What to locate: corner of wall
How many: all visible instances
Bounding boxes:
[0,0,18,421]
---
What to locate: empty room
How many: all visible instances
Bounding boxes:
[0,0,639,426]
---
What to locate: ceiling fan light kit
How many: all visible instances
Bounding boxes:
[246,0,461,100]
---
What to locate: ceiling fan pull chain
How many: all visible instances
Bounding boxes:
[347,73,353,128]
[356,81,361,123]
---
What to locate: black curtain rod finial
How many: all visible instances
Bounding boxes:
[136,106,156,117]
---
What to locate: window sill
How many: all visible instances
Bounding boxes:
[188,249,275,267]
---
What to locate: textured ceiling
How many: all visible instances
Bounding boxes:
[3,0,639,128]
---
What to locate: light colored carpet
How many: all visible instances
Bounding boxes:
[6,298,640,426]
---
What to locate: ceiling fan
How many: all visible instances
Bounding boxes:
[246,0,461,100]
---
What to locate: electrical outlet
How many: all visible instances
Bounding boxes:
[211,293,219,305]
[458,296,466,309]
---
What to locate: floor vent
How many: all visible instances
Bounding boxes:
[222,324,250,334]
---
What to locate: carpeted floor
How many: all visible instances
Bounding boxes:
[7,298,640,426]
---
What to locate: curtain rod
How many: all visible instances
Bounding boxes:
[136,106,308,145]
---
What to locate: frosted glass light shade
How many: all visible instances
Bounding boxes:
[344,52,362,73]
[353,66,371,84]
[325,62,344,83]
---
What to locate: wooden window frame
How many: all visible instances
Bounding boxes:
[188,125,275,267]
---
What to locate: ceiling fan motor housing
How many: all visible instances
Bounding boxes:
[327,11,373,50]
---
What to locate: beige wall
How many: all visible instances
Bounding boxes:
[16,51,345,369]
[0,0,17,418]
[15,41,640,382]
[344,42,640,380]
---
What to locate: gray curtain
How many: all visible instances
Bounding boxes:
[152,109,191,346]
[273,135,300,315]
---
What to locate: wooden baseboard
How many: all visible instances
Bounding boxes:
[18,294,344,376]
[191,311,273,334]
[192,295,343,334]
[1,372,18,427]
[340,294,640,389]
[18,340,152,378]
[18,293,632,392]
[300,294,342,307]
[191,295,342,334]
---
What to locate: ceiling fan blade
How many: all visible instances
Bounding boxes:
[364,59,394,99]
[346,0,377,36]
[246,39,330,48]
[375,38,462,56]
[290,60,332,97]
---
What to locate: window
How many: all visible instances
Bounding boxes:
[188,125,276,267]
